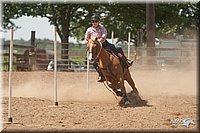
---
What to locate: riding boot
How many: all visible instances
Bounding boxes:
[117,53,133,68]
[126,59,134,66]
[97,70,106,82]
[93,60,106,82]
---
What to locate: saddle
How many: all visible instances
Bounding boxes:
[104,48,127,69]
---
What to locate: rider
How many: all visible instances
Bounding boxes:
[85,14,133,82]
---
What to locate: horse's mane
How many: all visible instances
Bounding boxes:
[90,38,100,45]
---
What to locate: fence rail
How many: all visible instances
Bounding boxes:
[1,38,197,71]
[134,46,196,70]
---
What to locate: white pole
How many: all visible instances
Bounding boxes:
[54,26,58,106]
[86,51,89,95]
[8,28,13,123]
[111,31,114,44]
[128,32,131,59]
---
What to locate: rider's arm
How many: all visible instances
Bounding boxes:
[85,28,91,45]
[98,25,107,43]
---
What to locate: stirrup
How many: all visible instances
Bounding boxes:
[127,59,133,67]
[97,76,105,82]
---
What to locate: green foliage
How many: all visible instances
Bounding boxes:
[3,2,199,42]
[104,4,146,40]
[155,3,199,38]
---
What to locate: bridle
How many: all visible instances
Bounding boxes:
[88,40,103,61]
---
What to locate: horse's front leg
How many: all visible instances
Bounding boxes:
[121,86,130,105]
[117,77,130,105]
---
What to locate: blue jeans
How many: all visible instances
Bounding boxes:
[102,40,125,57]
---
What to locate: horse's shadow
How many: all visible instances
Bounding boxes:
[118,91,152,108]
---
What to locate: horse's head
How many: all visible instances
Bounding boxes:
[87,37,102,63]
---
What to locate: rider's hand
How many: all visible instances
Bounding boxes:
[98,38,103,43]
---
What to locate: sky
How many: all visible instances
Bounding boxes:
[2,16,79,43]
[4,16,55,40]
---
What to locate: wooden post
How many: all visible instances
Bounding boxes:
[111,31,114,44]
[146,3,155,48]
[146,3,156,65]
[128,32,131,59]
[30,31,36,70]
[137,28,144,47]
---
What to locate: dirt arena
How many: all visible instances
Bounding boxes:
[1,63,198,132]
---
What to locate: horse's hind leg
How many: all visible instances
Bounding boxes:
[124,69,139,96]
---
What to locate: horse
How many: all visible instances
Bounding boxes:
[87,38,139,105]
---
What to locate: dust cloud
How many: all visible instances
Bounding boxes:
[2,58,197,104]
[2,72,119,104]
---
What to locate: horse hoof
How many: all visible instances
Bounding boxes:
[124,97,130,105]
[124,100,130,105]
[116,91,123,97]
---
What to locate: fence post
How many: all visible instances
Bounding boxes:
[30,31,36,70]
[146,3,156,65]
[128,32,131,59]
[111,31,114,44]
[137,28,144,47]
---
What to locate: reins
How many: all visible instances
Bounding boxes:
[103,81,118,100]
[94,41,103,60]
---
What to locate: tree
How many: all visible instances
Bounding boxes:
[3,2,199,51]
[155,3,199,38]
[102,3,146,42]
[3,3,101,62]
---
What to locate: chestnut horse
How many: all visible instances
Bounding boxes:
[87,38,139,105]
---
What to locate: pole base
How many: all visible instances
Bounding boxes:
[8,117,13,123]
[54,102,58,106]
[2,117,18,124]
